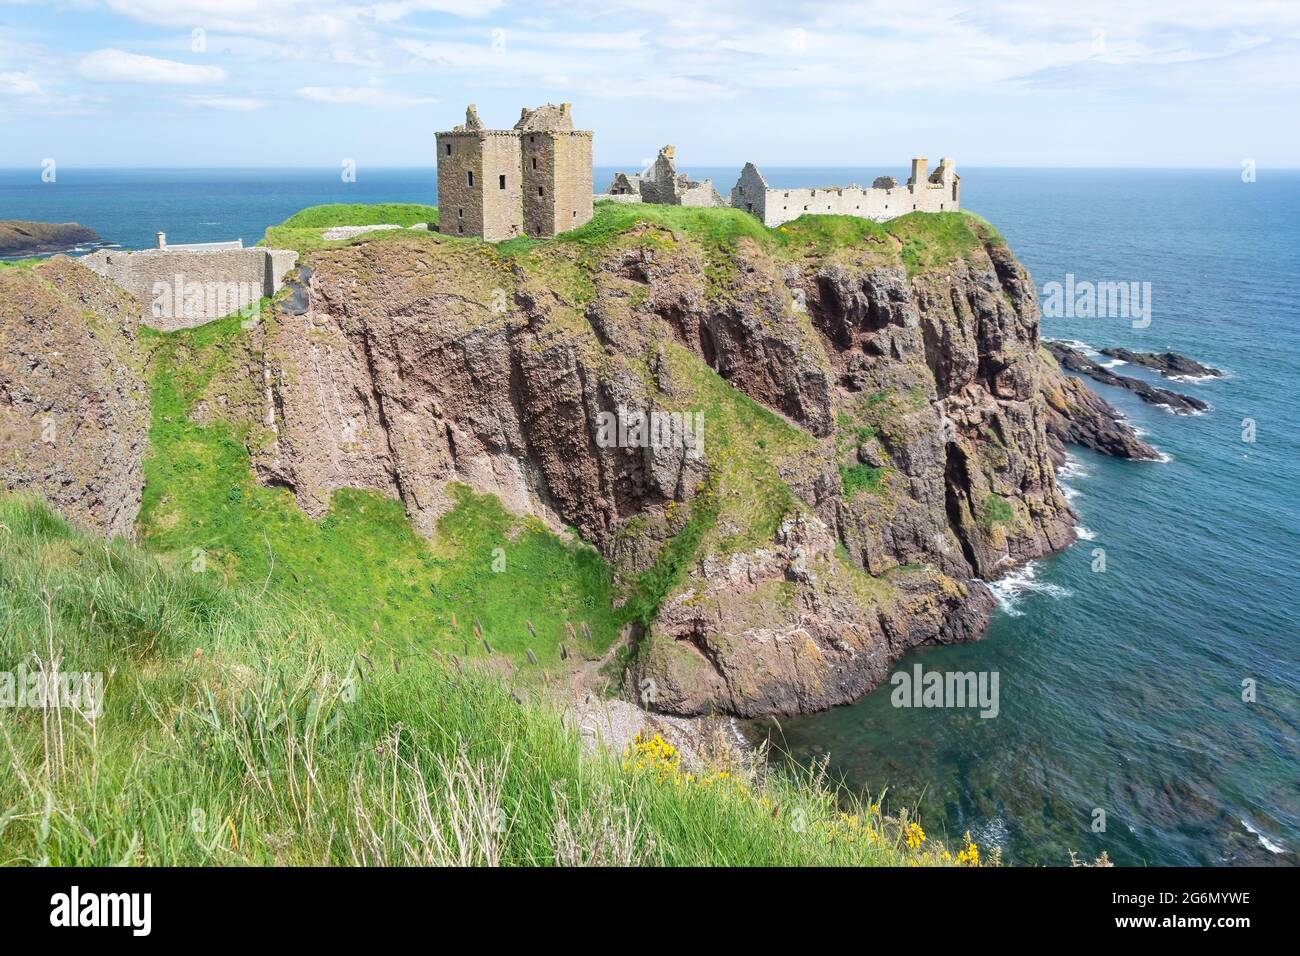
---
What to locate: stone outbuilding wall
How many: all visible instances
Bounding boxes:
[731,157,960,227]
[80,246,298,332]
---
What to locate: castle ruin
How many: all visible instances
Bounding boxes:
[601,146,725,207]
[436,103,593,241]
[731,157,960,227]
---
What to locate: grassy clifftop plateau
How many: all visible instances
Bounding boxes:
[260,199,1004,281]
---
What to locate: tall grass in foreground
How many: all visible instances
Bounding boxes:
[0,495,973,866]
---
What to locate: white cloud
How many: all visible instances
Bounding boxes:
[0,71,44,97]
[295,84,439,106]
[78,49,227,84]
[178,94,268,110]
[103,0,500,37]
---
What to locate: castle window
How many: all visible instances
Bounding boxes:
[466,171,474,187]
[531,157,538,170]
[538,186,544,196]
[445,143,452,156]
[499,174,506,189]
[457,224,463,234]
[530,135,535,144]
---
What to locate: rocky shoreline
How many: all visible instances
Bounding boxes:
[1044,340,1209,414]
[1098,347,1222,379]
[0,220,103,258]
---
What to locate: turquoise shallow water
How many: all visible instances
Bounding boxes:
[3,166,1296,865]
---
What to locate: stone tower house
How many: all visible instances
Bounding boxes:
[436,103,593,241]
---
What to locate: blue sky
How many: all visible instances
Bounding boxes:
[1,0,1296,168]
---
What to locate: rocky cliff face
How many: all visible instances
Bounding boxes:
[0,211,1159,718]
[231,213,1137,717]
[0,258,149,538]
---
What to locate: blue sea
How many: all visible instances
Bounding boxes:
[3,166,1297,866]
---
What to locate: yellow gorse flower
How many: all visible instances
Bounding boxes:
[621,732,683,779]
[955,831,980,866]
[905,821,926,849]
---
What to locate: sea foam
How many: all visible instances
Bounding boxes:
[983,562,1073,617]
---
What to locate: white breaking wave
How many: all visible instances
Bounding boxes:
[1060,483,1081,502]
[983,562,1074,618]
[1100,358,1128,368]
[1167,373,1219,385]
[1074,525,1096,540]
[1057,455,1090,480]
[1055,338,1100,356]
[1241,818,1286,854]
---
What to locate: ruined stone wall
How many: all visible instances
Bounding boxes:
[480,132,525,241]
[731,160,960,228]
[677,181,724,207]
[761,184,914,223]
[436,132,485,238]
[520,131,593,237]
[521,130,557,236]
[80,247,298,332]
[551,132,593,233]
[730,163,773,224]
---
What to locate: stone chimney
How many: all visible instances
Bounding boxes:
[155,231,166,249]
[908,158,928,188]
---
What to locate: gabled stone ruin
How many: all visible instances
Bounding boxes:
[730,156,960,227]
[600,145,726,207]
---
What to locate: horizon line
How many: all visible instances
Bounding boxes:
[2,164,1297,173]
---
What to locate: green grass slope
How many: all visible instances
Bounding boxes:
[139,312,620,670]
[0,494,974,866]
